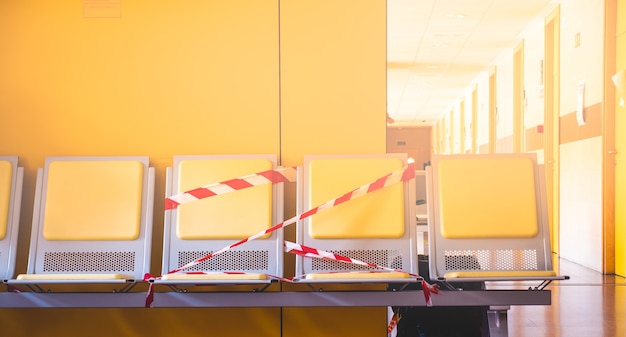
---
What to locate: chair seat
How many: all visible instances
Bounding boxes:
[15,273,134,281]
[161,272,269,281]
[443,270,560,281]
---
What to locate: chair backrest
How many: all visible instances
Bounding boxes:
[17,156,154,282]
[160,155,284,280]
[427,153,558,282]
[294,154,418,281]
[0,156,23,281]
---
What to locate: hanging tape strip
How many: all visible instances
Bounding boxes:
[388,308,401,334]
[284,241,439,307]
[285,240,413,333]
[284,241,418,276]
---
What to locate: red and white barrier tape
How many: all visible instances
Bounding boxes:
[388,308,401,334]
[146,162,421,307]
[164,166,298,210]
[162,162,415,275]
[284,241,412,274]
[284,240,439,331]
[421,279,440,306]
[284,241,439,306]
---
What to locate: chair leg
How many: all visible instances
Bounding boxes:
[487,306,510,337]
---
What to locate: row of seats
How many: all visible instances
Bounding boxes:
[0,153,565,294]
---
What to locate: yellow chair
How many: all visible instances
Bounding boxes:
[155,154,285,287]
[292,154,419,283]
[0,156,24,282]
[426,153,568,287]
[8,156,155,291]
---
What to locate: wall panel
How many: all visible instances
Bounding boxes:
[279,1,387,336]
[279,0,387,167]
[0,1,281,336]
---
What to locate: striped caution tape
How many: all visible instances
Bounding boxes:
[388,308,401,334]
[284,241,440,307]
[422,279,440,306]
[284,239,439,336]
[284,241,417,275]
[164,166,298,210]
[162,162,415,275]
[146,162,418,307]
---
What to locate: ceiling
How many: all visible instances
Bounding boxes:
[387,0,558,126]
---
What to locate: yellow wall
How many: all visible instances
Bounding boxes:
[279,0,387,165]
[0,0,386,336]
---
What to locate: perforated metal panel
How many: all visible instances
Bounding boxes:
[311,249,403,272]
[42,251,136,273]
[178,250,270,272]
[444,249,539,272]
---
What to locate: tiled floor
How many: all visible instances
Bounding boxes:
[500,258,626,337]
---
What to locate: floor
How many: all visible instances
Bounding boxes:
[497,258,626,337]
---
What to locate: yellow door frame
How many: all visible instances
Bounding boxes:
[489,68,497,154]
[544,6,560,254]
[514,40,525,153]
